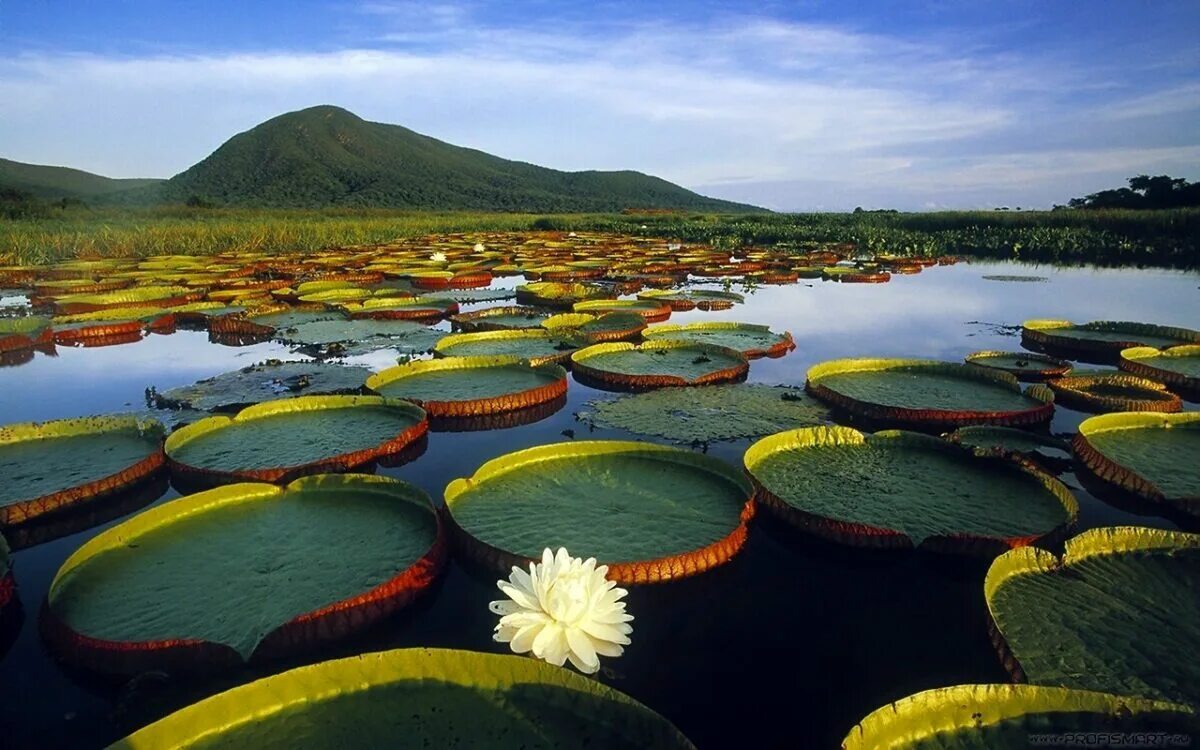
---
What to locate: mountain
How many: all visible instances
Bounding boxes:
[161,105,760,212]
[0,158,163,202]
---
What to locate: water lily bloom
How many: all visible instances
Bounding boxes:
[473,242,485,252]
[430,251,447,263]
[490,547,633,674]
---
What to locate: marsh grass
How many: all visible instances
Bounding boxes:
[3,205,1197,267]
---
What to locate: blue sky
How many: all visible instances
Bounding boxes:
[2,1,1198,210]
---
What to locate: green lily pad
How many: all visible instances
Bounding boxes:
[434,329,578,365]
[807,358,1053,428]
[1048,373,1181,413]
[572,341,748,390]
[366,356,567,416]
[0,415,165,525]
[166,396,426,480]
[1073,412,1200,510]
[843,684,1197,750]
[1120,345,1200,396]
[637,289,744,310]
[46,475,442,662]
[965,350,1072,380]
[1023,319,1200,352]
[111,648,694,749]
[946,426,1071,461]
[279,319,445,356]
[986,526,1200,705]
[154,361,372,411]
[744,426,1076,551]
[642,322,794,358]
[450,305,551,332]
[445,440,753,583]
[583,384,832,443]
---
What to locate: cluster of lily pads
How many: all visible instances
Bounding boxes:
[1,233,1197,747]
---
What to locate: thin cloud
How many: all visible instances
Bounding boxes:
[0,7,1196,209]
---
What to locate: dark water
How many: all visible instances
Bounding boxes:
[1,260,1197,749]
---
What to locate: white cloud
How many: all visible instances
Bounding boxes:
[0,8,1196,209]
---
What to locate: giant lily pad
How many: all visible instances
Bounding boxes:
[985,526,1200,705]
[1120,345,1200,399]
[744,426,1076,553]
[341,296,458,321]
[516,281,612,308]
[42,475,446,673]
[0,316,53,353]
[543,311,646,343]
[842,684,1197,750]
[0,415,165,526]
[166,396,427,485]
[111,648,693,749]
[450,305,551,332]
[806,358,1054,429]
[278,318,445,357]
[1022,319,1200,359]
[572,299,672,322]
[434,329,579,366]
[636,289,745,311]
[366,356,568,417]
[945,426,1071,469]
[965,350,1072,381]
[1072,412,1199,517]
[1047,373,1182,413]
[155,360,372,411]
[583,384,832,443]
[571,341,749,391]
[445,441,754,583]
[643,322,795,359]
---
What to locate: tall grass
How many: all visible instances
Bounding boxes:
[3,205,1197,267]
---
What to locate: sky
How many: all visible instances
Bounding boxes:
[1,0,1198,211]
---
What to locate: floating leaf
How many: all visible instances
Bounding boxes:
[744,426,1076,553]
[807,358,1054,429]
[445,440,754,583]
[434,329,579,366]
[643,322,795,359]
[110,648,694,749]
[166,396,428,484]
[367,355,568,417]
[986,526,1200,705]
[1072,412,1199,517]
[155,361,372,411]
[44,475,446,672]
[842,684,1197,750]
[1047,373,1182,413]
[572,341,748,391]
[584,384,832,443]
[0,415,165,526]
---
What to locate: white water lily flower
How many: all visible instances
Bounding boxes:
[490,547,633,674]
[473,242,485,252]
[430,251,448,263]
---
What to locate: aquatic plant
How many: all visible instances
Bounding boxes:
[490,547,633,674]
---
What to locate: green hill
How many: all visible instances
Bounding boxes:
[162,105,759,212]
[0,158,163,202]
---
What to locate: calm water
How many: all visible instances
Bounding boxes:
[1,260,1197,749]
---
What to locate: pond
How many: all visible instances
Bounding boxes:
[1,256,1197,748]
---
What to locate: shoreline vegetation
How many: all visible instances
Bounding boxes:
[2,205,1198,268]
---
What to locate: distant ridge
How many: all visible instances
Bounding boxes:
[160,105,760,212]
[0,158,162,202]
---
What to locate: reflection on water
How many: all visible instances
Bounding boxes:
[0,260,1197,748]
